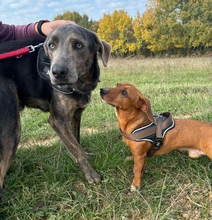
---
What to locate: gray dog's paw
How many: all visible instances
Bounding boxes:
[85,171,100,185]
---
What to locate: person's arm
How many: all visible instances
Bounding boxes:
[0,21,15,42]
[0,21,44,42]
[15,23,46,41]
[0,20,75,42]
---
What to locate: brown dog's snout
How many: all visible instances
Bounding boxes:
[52,64,68,79]
[100,88,109,97]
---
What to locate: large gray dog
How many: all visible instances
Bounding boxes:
[0,24,111,198]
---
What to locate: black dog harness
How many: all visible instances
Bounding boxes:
[121,112,175,157]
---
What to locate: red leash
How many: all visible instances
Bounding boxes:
[0,43,43,60]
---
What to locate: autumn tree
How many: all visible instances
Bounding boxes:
[90,21,100,33]
[132,12,146,55]
[97,10,136,56]
[181,0,212,49]
[142,0,212,54]
[142,0,185,52]
[54,11,95,30]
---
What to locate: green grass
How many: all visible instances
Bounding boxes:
[1,57,212,219]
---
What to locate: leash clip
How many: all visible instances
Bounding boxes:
[28,43,43,53]
[154,112,162,124]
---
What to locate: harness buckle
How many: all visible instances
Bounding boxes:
[153,138,163,150]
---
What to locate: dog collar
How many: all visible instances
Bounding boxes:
[52,85,75,95]
[120,112,175,157]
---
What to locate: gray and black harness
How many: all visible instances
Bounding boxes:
[121,112,175,157]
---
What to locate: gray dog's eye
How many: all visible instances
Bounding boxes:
[49,43,55,49]
[76,43,83,49]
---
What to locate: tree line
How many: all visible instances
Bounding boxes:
[54,0,212,57]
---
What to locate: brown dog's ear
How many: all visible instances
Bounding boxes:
[137,97,154,123]
[94,35,112,67]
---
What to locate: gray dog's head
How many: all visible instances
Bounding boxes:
[44,24,111,90]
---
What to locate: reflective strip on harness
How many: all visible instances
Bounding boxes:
[132,118,175,143]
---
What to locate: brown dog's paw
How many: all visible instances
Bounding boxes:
[131,180,141,192]
[131,185,137,192]
[85,171,100,185]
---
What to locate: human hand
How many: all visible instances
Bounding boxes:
[36,20,76,37]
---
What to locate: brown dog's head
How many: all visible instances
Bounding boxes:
[100,83,154,123]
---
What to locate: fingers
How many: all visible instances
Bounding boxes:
[51,20,76,26]
[40,20,76,36]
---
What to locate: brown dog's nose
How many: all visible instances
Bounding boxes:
[52,64,68,79]
[100,88,109,96]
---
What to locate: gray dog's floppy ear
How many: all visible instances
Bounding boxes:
[98,40,112,67]
[95,36,112,67]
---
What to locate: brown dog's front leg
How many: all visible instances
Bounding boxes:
[131,154,146,192]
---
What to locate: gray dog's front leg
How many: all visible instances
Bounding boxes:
[71,108,83,143]
[48,95,100,185]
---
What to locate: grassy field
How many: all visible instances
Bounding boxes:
[1,57,212,220]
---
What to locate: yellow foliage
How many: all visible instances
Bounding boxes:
[98,10,136,55]
[141,0,212,52]
[133,12,143,50]
[54,2,212,55]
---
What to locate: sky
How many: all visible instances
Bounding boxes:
[0,0,148,25]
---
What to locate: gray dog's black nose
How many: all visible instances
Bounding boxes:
[100,88,109,96]
[52,65,68,79]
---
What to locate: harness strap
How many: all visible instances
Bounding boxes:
[148,116,163,157]
[121,112,172,141]
[156,117,163,139]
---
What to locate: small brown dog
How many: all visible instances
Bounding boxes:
[100,83,212,191]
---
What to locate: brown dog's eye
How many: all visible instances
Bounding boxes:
[49,43,55,49]
[76,43,83,49]
[121,90,127,96]
[116,83,119,87]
